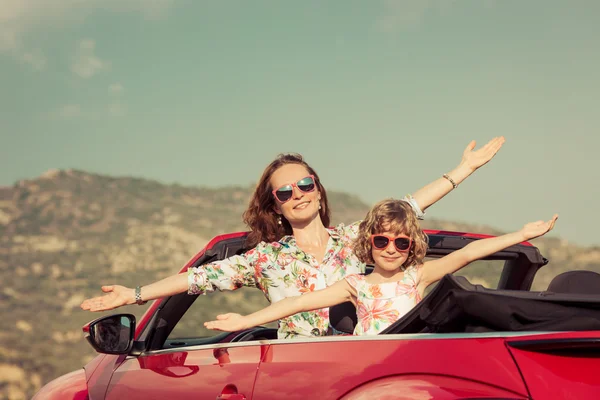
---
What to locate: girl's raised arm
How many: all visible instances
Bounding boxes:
[204,279,354,332]
[418,214,558,291]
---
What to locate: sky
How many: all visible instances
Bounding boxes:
[1,0,599,246]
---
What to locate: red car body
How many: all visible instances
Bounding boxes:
[34,231,600,399]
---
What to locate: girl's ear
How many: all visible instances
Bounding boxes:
[273,205,282,215]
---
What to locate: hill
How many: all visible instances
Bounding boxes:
[1,169,598,399]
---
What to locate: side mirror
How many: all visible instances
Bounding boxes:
[85,314,136,355]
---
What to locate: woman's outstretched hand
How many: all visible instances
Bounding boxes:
[520,214,559,241]
[460,136,505,172]
[80,285,134,312]
[204,313,249,332]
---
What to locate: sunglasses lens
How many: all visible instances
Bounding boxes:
[275,187,293,202]
[372,236,390,249]
[394,238,411,251]
[297,176,315,192]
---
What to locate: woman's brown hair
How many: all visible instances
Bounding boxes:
[353,199,428,267]
[243,153,330,247]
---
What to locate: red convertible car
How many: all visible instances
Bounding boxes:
[34,230,600,399]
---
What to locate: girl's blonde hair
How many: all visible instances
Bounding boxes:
[353,198,428,266]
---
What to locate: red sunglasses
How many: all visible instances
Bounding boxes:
[272,175,316,203]
[371,235,412,252]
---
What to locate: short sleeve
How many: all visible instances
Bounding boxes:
[337,221,361,241]
[187,245,263,295]
[401,194,425,220]
[345,274,363,291]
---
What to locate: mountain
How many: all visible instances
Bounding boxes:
[1,169,598,399]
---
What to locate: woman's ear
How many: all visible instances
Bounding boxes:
[273,205,282,215]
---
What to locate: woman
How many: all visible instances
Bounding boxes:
[81,137,505,338]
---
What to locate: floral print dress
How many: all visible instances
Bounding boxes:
[187,196,424,339]
[345,265,422,335]
[188,223,363,338]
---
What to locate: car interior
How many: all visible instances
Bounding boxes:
[331,268,600,335]
[380,272,600,335]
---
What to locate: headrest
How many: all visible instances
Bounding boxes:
[547,270,600,295]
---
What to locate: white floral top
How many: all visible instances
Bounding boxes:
[345,265,422,335]
[188,196,424,339]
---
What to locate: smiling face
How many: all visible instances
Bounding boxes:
[371,225,411,273]
[353,199,428,268]
[270,163,322,226]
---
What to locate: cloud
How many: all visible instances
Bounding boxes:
[0,28,19,52]
[0,0,176,30]
[108,84,126,116]
[376,0,458,32]
[51,102,127,120]
[108,83,127,116]
[19,49,47,70]
[108,83,124,95]
[108,103,127,117]
[0,0,176,69]
[71,39,109,79]
[49,81,128,121]
[56,104,82,119]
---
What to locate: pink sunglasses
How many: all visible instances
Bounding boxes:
[272,175,316,203]
[371,235,412,252]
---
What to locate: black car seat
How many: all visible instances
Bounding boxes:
[547,270,600,295]
[329,302,357,334]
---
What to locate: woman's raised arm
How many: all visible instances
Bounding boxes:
[80,272,188,312]
[81,245,264,312]
[409,136,505,212]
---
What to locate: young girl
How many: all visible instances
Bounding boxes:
[204,199,558,335]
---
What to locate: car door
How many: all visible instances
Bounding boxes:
[104,344,263,400]
[103,285,274,400]
[252,335,529,400]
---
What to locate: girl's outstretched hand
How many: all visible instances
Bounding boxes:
[520,214,559,241]
[204,313,249,332]
[460,136,505,172]
[80,285,134,312]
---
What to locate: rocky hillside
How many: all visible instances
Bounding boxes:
[1,170,598,399]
